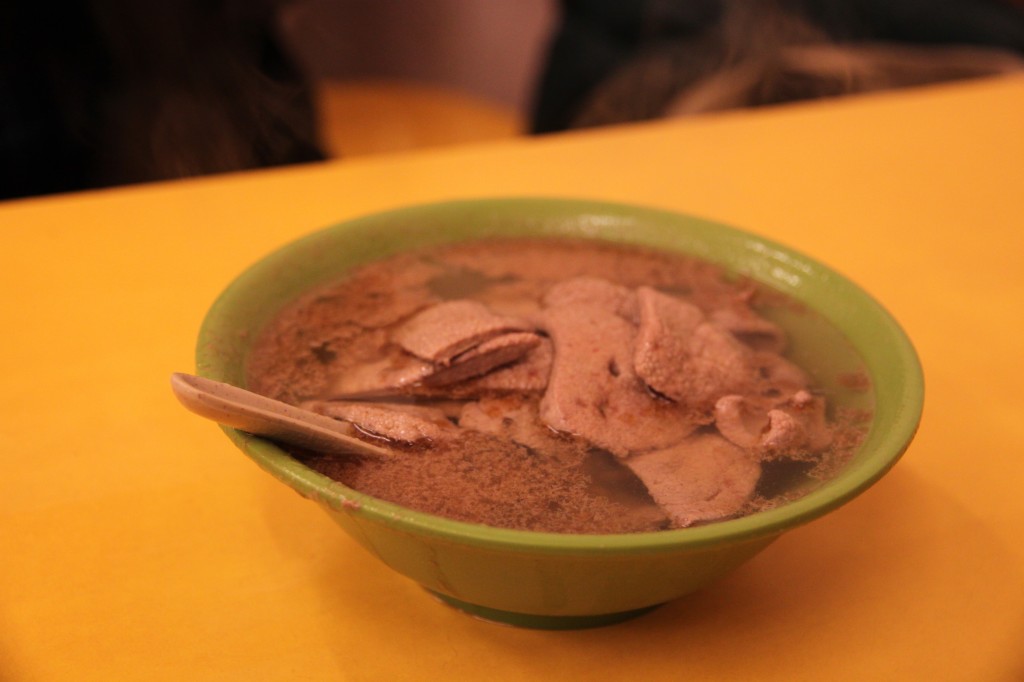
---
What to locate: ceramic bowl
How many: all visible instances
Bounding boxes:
[195,198,923,629]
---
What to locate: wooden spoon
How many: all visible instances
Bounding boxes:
[170,372,392,459]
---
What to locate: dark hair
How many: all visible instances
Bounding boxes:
[533,0,1024,131]
[1,0,323,200]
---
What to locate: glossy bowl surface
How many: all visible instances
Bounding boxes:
[196,198,924,628]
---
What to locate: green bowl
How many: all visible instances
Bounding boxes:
[196,198,924,629]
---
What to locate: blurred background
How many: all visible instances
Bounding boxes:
[3,0,1023,201]
[279,0,553,155]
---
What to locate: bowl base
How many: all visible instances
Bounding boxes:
[426,590,662,629]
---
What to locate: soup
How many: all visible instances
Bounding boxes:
[246,238,872,533]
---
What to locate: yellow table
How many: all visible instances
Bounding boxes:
[2,76,1023,681]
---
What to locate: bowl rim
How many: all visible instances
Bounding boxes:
[197,197,924,554]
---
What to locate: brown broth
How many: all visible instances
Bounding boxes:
[246,238,873,533]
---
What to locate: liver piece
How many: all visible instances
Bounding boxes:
[710,304,787,353]
[459,394,583,459]
[422,331,541,387]
[303,401,455,443]
[538,300,698,456]
[453,338,553,394]
[392,299,532,365]
[543,276,638,322]
[633,286,754,411]
[714,389,832,456]
[624,433,761,527]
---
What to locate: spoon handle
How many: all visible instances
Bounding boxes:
[170,372,391,459]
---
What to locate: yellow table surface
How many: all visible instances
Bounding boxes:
[2,76,1023,681]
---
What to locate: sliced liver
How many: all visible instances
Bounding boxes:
[624,433,761,527]
[543,276,638,322]
[330,336,551,400]
[303,401,455,443]
[633,286,754,411]
[460,394,582,458]
[422,331,542,387]
[332,299,542,398]
[392,299,532,365]
[713,394,770,449]
[714,389,832,455]
[710,304,787,353]
[750,350,811,399]
[330,351,434,399]
[538,301,698,456]
[763,389,833,455]
[455,338,553,394]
